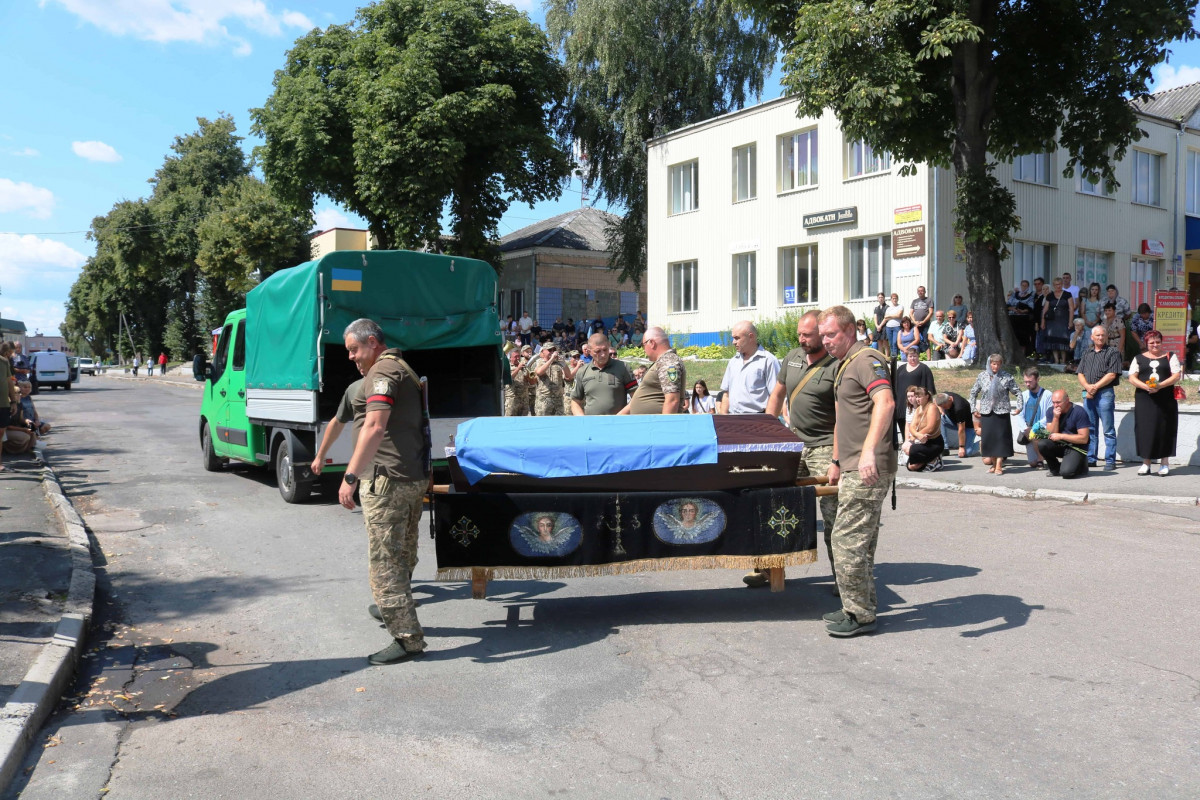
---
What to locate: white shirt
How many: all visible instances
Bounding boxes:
[720,347,781,413]
[519,315,533,333]
[1063,284,1080,299]
[884,301,903,328]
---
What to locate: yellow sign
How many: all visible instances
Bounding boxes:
[894,204,922,225]
[953,233,966,262]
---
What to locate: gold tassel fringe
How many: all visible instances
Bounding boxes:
[436,551,817,582]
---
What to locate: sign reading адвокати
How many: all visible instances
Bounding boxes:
[803,207,856,228]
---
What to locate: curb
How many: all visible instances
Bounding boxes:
[0,451,96,793]
[98,372,201,391]
[896,475,1198,506]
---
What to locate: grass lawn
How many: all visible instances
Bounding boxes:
[661,358,1197,406]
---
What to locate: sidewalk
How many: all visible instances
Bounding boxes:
[97,366,200,389]
[897,451,1199,505]
[0,450,95,793]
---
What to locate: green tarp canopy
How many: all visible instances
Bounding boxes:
[245,250,502,390]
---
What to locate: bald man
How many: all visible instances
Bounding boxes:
[718,321,780,414]
[621,327,686,414]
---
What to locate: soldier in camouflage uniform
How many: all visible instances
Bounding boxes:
[503,350,529,417]
[817,306,897,638]
[520,344,536,414]
[339,318,429,665]
[621,327,687,414]
[750,310,839,588]
[532,342,567,416]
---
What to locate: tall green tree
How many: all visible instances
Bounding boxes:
[545,0,776,287]
[742,0,1197,361]
[251,0,572,264]
[62,117,313,360]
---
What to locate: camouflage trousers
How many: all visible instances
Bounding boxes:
[360,472,427,652]
[796,444,838,573]
[503,391,528,417]
[535,395,565,416]
[829,468,892,624]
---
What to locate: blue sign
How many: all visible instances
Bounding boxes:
[784,286,797,304]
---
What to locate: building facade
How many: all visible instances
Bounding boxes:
[499,207,646,330]
[648,88,1200,346]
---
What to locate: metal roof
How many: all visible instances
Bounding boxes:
[499,206,621,254]
[1131,82,1200,125]
[0,318,28,333]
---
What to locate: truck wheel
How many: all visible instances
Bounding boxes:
[201,424,223,472]
[274,437,312,504]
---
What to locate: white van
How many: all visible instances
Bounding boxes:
[30,351,72,392]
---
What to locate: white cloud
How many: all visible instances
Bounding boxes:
[11,147,40,157]
[72,140,123,163]
[313,207,355,232]
[1,303,67,338]
[1152,64,1200,93]
[0,179,56,219]
[46,0,316,54]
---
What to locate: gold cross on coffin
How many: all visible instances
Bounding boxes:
[767,506,800,540]
[450,516,480,547]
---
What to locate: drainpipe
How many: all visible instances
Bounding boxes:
[1174,121,1184,289]
[931,165,939,306]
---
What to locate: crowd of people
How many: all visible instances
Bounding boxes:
[0,341,50,472]
[502,311,647,355]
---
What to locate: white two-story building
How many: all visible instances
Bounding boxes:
[647,84,1200,346]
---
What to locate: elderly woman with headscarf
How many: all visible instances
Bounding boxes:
[968,353,1022,474]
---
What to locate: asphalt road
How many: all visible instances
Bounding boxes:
[7,378,1200,799]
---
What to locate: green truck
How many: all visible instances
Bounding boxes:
[194,249,505,502]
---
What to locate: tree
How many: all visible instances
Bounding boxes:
[251,0,572,264]
[545,0,776,287]
[742,0,1197,361]
[62,117,313,359]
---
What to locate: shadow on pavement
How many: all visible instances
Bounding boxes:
[879,593,1045,637]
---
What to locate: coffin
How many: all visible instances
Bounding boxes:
[448,413,802,493]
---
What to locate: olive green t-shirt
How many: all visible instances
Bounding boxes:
[628,350,687,414]
[362,350,425,480]
[833,342,897,473]
[776,347,836,448]
[336,378,365,425]
[570,358,636,415]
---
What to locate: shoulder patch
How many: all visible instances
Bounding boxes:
[666,365,680,384]
[373,377,392,397]
[872,364,889,380]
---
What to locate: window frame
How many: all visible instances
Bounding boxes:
[668,159,699,216]
[1075,248,1111,289]
[779,244,818,306]
[1012,241,1053,288]
[777,127,819,194]
[1130,149,1162,207]
[846,139,891,179]
[846,235,892,301]
[732,252,757,309]
[732,143,757,203]
[1012,152,1053,186]
[669,259,699,313]
[1187,149,1200,215]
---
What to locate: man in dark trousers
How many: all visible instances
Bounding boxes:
[1035,390,1091,478]
[1076,324,1122,470]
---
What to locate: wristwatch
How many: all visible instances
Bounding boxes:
[343,472,358,485]
[831,458,840,467]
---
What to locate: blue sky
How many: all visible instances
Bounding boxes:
[1,1,1197,336]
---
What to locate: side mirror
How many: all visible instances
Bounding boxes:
[192,353,209,382]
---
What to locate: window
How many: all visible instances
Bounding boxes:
[1078,165,1109,196]
[1187,150,1200,215]
[537,287,563,324]
[1075,249,1109,288]
[1130,258,1158,308]
[232,322,246,371]
[780,245,818,305]
[1131,150,1162,206]
[620,291,639,315]
[669,160,699,215]
[778,128,818,192]
[847,236,891,300]
[732,253,756,308]
[669,260,698,312]
[847,140,890,178]
[1012,241,1053,287]
[1013,153,1052,185]
[211,325,230,384]
[732,144,756,202]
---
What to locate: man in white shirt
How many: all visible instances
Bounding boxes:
[719,321,780,414]
[518,311,533,344]
[1061,272,1080,299]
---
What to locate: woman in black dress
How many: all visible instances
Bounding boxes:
[1127,329,1181,476]
[1041,277,1075,364]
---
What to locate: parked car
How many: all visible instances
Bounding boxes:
[78,357,96,375]
[67,357,81,382]
[30,351,72,392]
